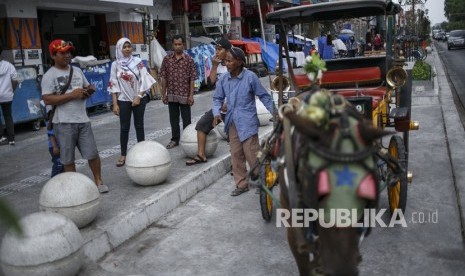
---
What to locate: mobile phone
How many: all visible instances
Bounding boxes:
[86,85,96,95]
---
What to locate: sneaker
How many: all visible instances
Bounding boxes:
[0,137,7,145]
[9,141,15,146]
[97,184,109,193]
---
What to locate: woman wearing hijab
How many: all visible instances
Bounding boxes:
[108,37,156,167]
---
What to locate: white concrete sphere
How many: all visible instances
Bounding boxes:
[425,46,432,53]
[0,212,83,276]
[125,140,172,186]
[215,122,228,140]
[256,98,272,126]
[180,123,219,158]
[39,172,100,228]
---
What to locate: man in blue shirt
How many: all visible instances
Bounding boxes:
[212,47,273,196]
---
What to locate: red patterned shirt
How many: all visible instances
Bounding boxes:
[160,53,197,104]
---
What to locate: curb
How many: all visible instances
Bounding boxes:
[433,48,465,241]
[82,127,273,261]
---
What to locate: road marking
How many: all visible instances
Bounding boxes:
[0,116,202,198]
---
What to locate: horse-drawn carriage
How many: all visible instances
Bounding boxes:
[251,0,418,274]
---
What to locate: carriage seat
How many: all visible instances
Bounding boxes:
[292,66,385,108]
[336,88,385,109]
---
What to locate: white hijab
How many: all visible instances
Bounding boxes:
[115,37,141,69]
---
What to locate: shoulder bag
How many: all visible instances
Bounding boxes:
[47,66,74,130]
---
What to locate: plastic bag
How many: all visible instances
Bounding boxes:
[150,38,167,70]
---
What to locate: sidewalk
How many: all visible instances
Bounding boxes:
[83,48,465,263]
[91,49,465,276]
[79,79,275,261]
[0,76,274,267]
[3,50,465,274]
[81,124,273,261]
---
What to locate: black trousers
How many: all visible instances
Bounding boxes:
[0,101,14,142]
[168,102,191,143]
[118,97,147,156]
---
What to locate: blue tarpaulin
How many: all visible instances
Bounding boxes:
[243,37,279,74]
[185,44,215,90]
[275,34,313,47]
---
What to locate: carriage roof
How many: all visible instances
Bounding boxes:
[266,0,400,25]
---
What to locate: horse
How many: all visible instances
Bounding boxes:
[257,89,391,275]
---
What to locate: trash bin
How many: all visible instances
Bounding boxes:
[0,65,44,131]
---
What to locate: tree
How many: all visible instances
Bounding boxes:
[444,0,465,29]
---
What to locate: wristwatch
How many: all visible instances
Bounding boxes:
[137,94,143,98]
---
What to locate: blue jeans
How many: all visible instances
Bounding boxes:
[49,147,64,177]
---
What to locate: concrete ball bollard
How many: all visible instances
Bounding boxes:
[426,46,432,54]
[39,172,100,228]
[125,141,172,186]
[180,123,219,158]
[256,99,272,126]
[215,122,228,140]
[0,212,84,276]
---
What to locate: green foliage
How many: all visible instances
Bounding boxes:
[412,61,431,80]
[444,0,465,30]
[446,20,465,31]
[445,0,465,22]
[0,200,22,235]
[303,53,327,77]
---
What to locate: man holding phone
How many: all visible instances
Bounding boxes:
[41,39,108,193]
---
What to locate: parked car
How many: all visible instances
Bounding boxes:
[447,30,465,50]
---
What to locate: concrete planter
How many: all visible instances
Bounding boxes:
[125,141,172,186]
[180,123,219,158]
[0,212,83,276]
[39,172,100,228]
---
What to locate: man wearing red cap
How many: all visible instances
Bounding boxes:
[41,39,108,193]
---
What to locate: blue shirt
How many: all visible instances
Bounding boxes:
[212,69,273,142]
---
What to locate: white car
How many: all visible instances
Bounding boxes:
[447,30,465,50]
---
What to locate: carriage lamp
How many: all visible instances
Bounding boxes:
[409,120,419,130]
[407,171,413,183]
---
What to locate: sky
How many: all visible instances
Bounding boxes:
[424,0,447,25]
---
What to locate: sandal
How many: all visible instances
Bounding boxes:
[186,155,207,166]
[166,141,179,149]
[116,157,126,167]
[230,187,249,197]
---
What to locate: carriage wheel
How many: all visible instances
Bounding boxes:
[260,160,278,221]
[387,135,408,215]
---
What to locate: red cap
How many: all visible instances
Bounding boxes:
[48,39,75,55]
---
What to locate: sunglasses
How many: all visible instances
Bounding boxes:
[52,40,74,53]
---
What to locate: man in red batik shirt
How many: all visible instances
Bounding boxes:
[160,35,197,149]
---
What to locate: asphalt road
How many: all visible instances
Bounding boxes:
[435,40,465,125]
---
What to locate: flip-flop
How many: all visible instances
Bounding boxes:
[116,158,125,167]
[166,141,179,149]
[230,187,249,196]
[186,155,207,166]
